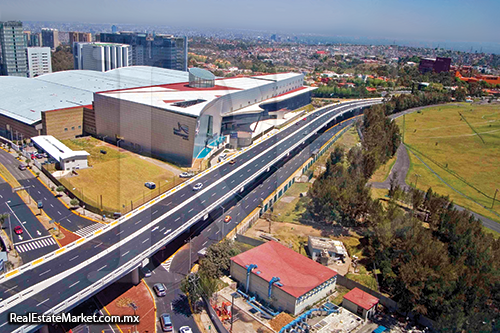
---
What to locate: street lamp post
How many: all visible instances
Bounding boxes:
[5,201,13,245]
[220,206,225,240]
[230,292,240,332]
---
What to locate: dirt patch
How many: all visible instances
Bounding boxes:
[97,280,155,333]
[270,312,294,331]
[280,196,296,203]
[55,227,81,247]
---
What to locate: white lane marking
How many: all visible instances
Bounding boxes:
[201,200,206,204]
[152,210,158,215]
[231,180,235,184]
[69,281,80,288]
[159,227,166,232]
[202,241,208,246]
[164,229,171,235]
[222,186,226,190]
[180,193,185,198]
[57,211,62,215]
[97,265,107,272]
[142,238,149,244]
[69,255,79,261]
[151,226,159,232]
[175,217,180,222]
[36,298,50,307]
[116,231,123,235]
[245,205,249,209]
[188,208,193,213]
[39,270,51,276]
[5,285,18,293]
[212,193,216,197]
[94,242,102,248]
[121,251,130,257]
[134,220,142,225]
[50,204,54,207]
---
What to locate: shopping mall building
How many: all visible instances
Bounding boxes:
[0,66,314,167]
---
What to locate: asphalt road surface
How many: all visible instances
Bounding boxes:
[0,149,100,234]
[0,178,58,263]
[0,100,378,333]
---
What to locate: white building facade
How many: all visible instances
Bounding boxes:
[27,47,52,78]
[73,42,131,72]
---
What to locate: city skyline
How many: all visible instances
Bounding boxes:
[1,0,499,46]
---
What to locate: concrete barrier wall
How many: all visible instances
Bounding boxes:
[235,234,266,247]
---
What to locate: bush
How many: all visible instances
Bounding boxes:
[70,199,79,207]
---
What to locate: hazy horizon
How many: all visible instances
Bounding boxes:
[1,0,499,52]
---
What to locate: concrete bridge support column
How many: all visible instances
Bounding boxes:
[130,267,140,285]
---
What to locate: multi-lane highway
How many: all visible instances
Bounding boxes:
[0,99,380,332]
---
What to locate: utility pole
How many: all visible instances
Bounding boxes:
[492,189,499,209]
[414,173,421,189]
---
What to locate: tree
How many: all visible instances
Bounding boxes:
[55,186,65,196]
[70,199,79,208]
[199,239,238,278]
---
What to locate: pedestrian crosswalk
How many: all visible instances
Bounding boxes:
[162,257,174,272]
[15,236,57,253]
[73,223,104,238]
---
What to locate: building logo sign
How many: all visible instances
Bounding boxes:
[174,122,189,140]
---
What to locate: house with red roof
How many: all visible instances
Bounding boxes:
[230,241,338,315]
[342,287,379,320]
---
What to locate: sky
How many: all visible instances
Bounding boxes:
[0,0,499,45]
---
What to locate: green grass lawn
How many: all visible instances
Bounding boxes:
[396,103,500,225]
[60,137,178,213]
[369,155,397,183]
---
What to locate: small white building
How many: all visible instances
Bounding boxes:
[308,236,348,262]
[342,287,379,320]
[31,135,89,171]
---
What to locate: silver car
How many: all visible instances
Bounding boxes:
[193,183,203,191]
[153,283,166,297]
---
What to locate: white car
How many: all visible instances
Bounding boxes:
[179,326,193,333]
[179,172,194,178]
[193,183,203,191]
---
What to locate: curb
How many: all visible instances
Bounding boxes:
[143,279,158,333]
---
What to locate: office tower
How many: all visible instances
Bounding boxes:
[27,47,52,77]
[69,32,92,46]
[41,28,59,49]
[99,32,188,71]
[0,21,28,77]
[30,32,42,47]
[111,25,118,33]
[73,42,131,72]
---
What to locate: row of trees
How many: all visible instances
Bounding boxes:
[369,186,500,330]
[313,85,380,99]
[305,98,499,330]
[306,104,401,227]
